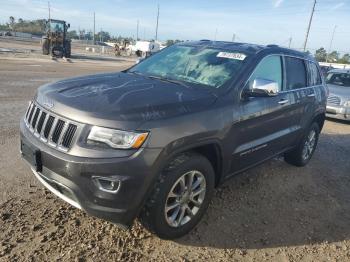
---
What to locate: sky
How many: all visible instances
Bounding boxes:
[0,0,349,54]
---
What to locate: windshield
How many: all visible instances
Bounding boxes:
[129,45,247,88]
[326,72,350,87]
[49,21,64,33]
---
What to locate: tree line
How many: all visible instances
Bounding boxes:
[1,17,349,61]
[315,47,349,64]
[0,17,132,42]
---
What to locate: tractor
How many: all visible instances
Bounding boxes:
[42,19,71,58]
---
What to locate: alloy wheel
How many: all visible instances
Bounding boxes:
[302,129,316,160]
[164,170,206,227]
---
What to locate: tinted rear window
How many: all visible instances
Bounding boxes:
[285,57,307,90]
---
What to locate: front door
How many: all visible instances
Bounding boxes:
[229,55,303,174]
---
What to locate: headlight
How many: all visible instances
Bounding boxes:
[87,126,148,149]
[344,100,350,107]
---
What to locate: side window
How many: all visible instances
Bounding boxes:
[285,57,307,90]
[248,55,283,91]
[307,61,322,86]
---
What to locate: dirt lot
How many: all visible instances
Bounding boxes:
[1,51,350,261]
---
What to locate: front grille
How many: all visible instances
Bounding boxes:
[327,95,341,106]
[24,102,78,152]
[52,119,65,144]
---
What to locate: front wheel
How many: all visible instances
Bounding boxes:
[284,122,320,166]
[139,152,215,239]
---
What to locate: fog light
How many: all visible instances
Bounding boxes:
[92,176,121,194]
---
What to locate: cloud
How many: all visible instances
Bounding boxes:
[331,2,345,11]
[273,0,284,8]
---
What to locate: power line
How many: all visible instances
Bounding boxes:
[326,25,337,62]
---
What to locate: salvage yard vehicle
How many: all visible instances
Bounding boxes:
[326,69,350,121]
[42,19,71,58]
[132,41,160,57]
[20,41,327,239]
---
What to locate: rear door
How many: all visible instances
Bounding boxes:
[282,56,316,146]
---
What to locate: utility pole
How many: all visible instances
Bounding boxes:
[136,20,139,40]
[100,28,102,42]
[326,25,337,63]
[232,33,236,42]
[303,0,316,51]
[48,1,51,21]
[93,12,96,45]
[288,37,292,48]
[155,4,160,41]
[143,28,146,40]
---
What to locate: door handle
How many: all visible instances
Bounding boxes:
[308,93,316,97]
[278,99,289,105]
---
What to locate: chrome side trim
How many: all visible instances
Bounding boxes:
[31,168,82,209]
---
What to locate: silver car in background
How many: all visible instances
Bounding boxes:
[326,69,350,121]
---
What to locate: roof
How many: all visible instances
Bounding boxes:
[49,19,67,23]
[180,40,313,59]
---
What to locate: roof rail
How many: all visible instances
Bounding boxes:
[266,44,279,48]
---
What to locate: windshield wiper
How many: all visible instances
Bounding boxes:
[147,75,191,89]
[127,70,144,76]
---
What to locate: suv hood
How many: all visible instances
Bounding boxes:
[36,72,217,129]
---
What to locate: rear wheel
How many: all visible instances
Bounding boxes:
[64,41,71,58]
[51,46,64,58]
[139,152,215,239]
[284,122,320,166]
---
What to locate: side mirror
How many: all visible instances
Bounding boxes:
[67,23,70,28]
[245,78,279,97]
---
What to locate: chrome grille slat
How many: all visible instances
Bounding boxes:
[327,96,341,106]
[31,107,40,129]
[52,119,65,144]
[57,122,68,145]
[25,102,33,119]
[23,101,78,152]
[48,118,60,146]
[44,116,55,139]
[33,110,43,137]
[27,105,36,124]
[36,111,47,134]
[61,124,77,148]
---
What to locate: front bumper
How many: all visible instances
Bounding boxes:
[326,105,350,121]
[20,119,163,227]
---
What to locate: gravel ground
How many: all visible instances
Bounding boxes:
[0,50,350,261]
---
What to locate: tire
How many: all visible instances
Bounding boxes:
[42,38,49,55]
[139,152,215,239]
[284,122,320,167]
[64,41,71,58]
[51,46,64,58]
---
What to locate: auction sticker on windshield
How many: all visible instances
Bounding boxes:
[217,52,247,60]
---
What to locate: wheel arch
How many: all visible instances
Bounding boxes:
[312,112,326,131]
[162,141,225,187]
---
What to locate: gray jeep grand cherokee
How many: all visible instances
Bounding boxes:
[20,41,327,239]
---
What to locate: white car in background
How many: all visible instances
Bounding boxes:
[326,69,350,121]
